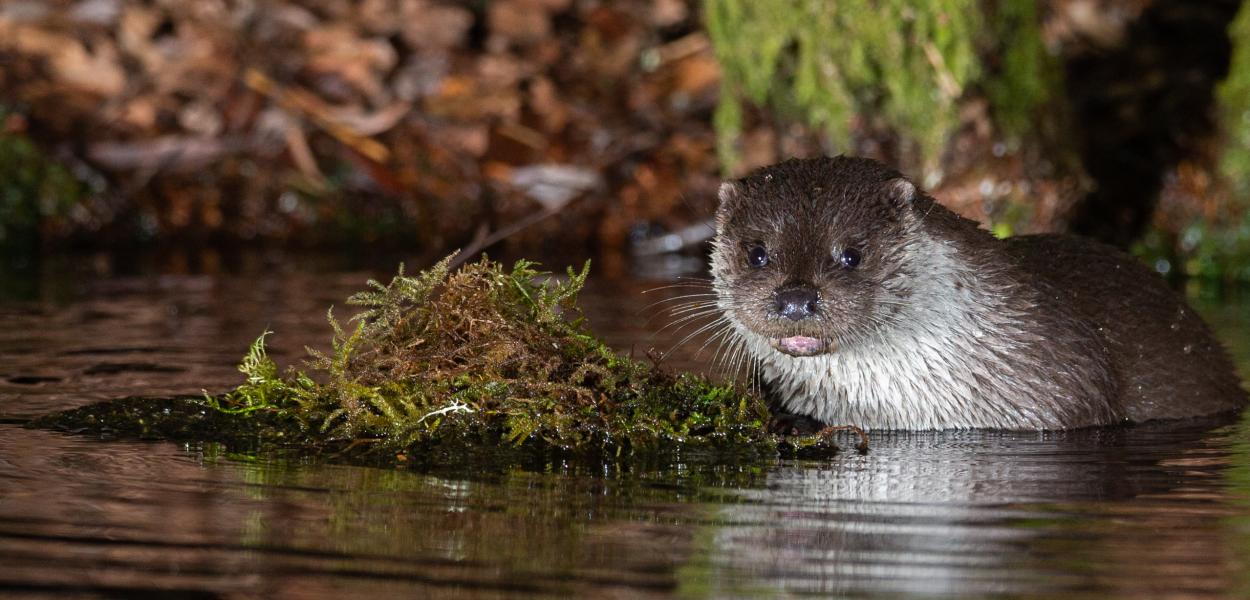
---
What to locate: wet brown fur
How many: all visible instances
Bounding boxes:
[712,156,1246,429]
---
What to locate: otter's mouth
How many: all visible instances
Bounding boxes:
[770,335,831,357]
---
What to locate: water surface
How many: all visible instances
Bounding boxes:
[2,250,1249,598]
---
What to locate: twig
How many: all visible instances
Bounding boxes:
[243,68,390,163]
[416,401,475,425]
[449,204,566,270]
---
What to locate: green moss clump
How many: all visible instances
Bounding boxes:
[242,254,775,456]
[39,256,839,464]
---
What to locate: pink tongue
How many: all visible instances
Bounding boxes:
[778,336,823,355]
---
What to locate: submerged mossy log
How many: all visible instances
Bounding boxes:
[33,256,845,464]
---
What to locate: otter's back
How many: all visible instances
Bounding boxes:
[1005,234,1246,421]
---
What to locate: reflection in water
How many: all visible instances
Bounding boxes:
[711,419,1250,597]
[1,251,1249,598]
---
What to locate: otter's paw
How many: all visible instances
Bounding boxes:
[767,412,824,436]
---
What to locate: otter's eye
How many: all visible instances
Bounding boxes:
[747,245,769,268]
[839,247,862,269]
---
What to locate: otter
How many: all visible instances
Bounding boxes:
[709,156,1247,430]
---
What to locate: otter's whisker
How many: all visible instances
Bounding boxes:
[708,326,738,374]
[662,302,723,319]
[640,281,713,295]
[639,293,718,311]
[666,317,732,356]
[725,335,749,381]
[643,303,721,328]
[692,319,735,361]
[652,310,723,338]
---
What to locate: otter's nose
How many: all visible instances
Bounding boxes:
[775,287,819,321]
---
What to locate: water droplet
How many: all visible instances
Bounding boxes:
[1183,344,1194,354]
[764,173,773,182]
[1170,322,1181,331]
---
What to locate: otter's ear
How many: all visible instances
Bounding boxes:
[885,177,916,208]
[715,181,741,227]
[717,181,740,206]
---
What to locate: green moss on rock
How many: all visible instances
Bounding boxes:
[35,256,845,465]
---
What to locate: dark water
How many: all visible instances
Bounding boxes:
[2,251,1250,599]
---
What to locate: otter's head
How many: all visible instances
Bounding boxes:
[710,156,925,357]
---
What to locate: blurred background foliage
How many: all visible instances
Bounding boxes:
[0,0,1248,282]
[0,110,84,249]
[709,0,991,173]
[1148,0,1250,284]
[1221,3,1250,199]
